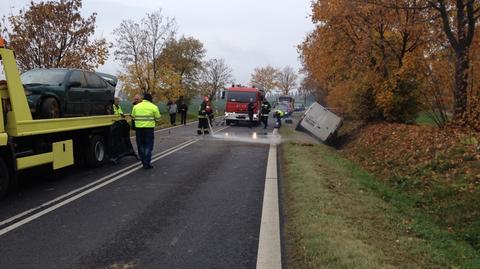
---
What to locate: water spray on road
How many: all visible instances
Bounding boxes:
[209,130,282,145]
[206,117,282,145]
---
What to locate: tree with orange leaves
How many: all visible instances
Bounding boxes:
[1,0,108,71]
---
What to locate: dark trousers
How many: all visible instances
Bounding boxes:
[248,113,254,128]
[135,128,154,167]
[180,112,187,125]
[170,113,176,125]
[198,117,209,134]
[276,116,282,128]
[261,115,268,128]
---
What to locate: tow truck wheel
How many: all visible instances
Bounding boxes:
[0,157,10,199]
[40,97,60,119]
[85,135,106,167]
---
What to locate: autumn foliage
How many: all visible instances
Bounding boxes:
[1,0,108,71]
[300,0,480,128]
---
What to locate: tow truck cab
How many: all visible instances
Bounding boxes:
[224,86,265,126]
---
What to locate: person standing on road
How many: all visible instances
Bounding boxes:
[260,99,271,129]
[131,94,142,130]
[113,97,124,117]
[247,98,255,128]
[274,109,284,128]
[197,96,210,135]
[131,93,161,169]
[167,100,177,126]
[179,100,188,125]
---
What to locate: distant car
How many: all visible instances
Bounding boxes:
[21,68,116,118]
[294,103,306,112]
[275,102,293,116]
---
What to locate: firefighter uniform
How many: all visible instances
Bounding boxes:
[132,99,161,169]
[197,99,211,135]
[260,100,271,129]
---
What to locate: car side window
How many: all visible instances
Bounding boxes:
[85,72,106,88]
[69,71,87,87]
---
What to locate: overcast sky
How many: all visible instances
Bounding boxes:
[1,0,313,84]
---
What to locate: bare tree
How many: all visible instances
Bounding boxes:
[199,58,233,101]
[250,65,279,93]
[113,9,177,97]
[276,66,298,95]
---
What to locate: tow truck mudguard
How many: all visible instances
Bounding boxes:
[108,120,137,163]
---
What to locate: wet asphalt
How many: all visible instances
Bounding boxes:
[0,119,276,269]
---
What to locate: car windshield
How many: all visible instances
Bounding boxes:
[277,103,289,110]
[227,91,256,103]
[278,96,293,103]
[21,69,67,86]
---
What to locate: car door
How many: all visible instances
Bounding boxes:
[66,70,90,116]
[85,72,112,115]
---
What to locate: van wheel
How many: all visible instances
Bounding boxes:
[85,135,106,167]
[0,157,10,199]
[40,97,60,118]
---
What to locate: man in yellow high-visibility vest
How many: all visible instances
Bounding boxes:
[274,109,284,128]
[131,93,161,169]
[113,97,124,116]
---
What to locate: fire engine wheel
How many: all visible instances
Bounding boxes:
[39,97,61,119]
[0,157,10,199]
[85,135,106,167]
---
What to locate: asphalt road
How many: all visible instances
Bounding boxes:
[0,120,277,269]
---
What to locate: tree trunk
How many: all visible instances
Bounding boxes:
[453,49,469,120]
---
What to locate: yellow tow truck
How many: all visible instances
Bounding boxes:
[0,38,134,198]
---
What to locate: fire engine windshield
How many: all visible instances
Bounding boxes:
[227,91,256,103]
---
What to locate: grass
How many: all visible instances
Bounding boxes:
[280,126,480,269]
[415,111,437,126]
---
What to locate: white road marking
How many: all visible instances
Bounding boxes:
[0,139,198,237]
[0,125,230,235]
[0,139,195,228]
[256,128,282,269]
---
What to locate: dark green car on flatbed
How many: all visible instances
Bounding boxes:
[21,68,116,119]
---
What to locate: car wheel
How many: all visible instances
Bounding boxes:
[85,135,106,167]
[40,97,60,119]
[226,120,231,126]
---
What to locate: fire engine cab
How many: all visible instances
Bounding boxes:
[223,86,264,126]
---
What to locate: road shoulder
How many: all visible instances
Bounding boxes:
[279,125,443,269]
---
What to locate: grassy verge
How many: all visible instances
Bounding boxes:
[280,126,480,269]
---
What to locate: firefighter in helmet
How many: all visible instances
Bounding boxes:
[198,96,212,135]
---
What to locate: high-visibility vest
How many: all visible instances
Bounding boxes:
[113,104,123,115]
[275,110,284,118]
[132,100,161,128]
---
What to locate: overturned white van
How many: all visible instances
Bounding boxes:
[296,102,342,143]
